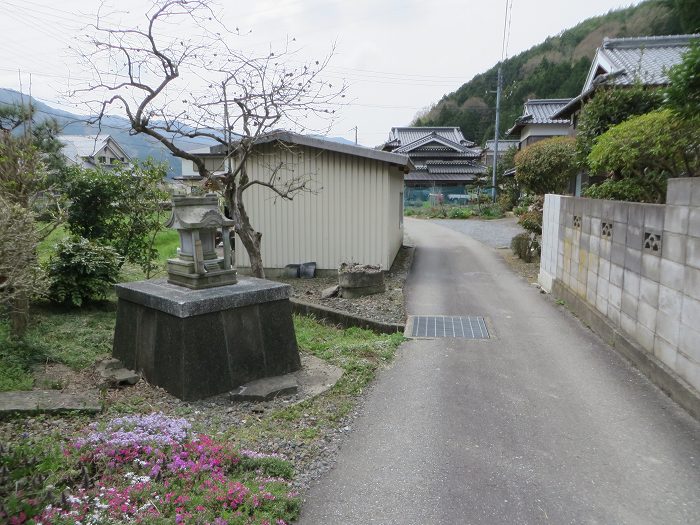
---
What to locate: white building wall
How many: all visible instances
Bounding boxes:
[521,123,570,143]
[539,193,562,293]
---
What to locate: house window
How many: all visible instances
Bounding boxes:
[98,156,106,164]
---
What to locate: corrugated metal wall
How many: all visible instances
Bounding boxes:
[233,143,403,271]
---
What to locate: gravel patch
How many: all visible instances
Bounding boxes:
[429,217,525,249]
[274,245,413,325]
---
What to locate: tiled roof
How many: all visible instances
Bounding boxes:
[58,134,130,167]
[425,160,486,175]
[405,172,479,182]
[386,127,476,149]
[506,99,571,135]
[592,34,698,88]
[554,34,699,119]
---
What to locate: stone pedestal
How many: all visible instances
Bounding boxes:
[112,277,300,401]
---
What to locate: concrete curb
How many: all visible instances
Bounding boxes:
[552,280,700,421]
[290,298,405,335]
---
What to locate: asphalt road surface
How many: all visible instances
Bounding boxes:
[299,218,700,525]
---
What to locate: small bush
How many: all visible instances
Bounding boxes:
[479,205,504,219]
[447,207,473,219]
[404,208,416,216]
[584,174,668,203]
[511,233,540,262]
[515,137,577,195]
[46,237,122,307]
[518,210,542,236]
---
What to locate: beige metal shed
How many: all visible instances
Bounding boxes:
[181,132,412,275]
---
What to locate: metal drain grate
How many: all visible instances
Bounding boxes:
[408,316,489,339]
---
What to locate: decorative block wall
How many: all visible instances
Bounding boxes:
[539,178,700,393]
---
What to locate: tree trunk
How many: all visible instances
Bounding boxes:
[225,176,266,279]
[10,294,29,340]
[237,222,265,278]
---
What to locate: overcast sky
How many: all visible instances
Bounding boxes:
[2,0,643,146]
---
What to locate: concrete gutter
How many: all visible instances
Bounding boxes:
[552,280,700,421]
[290,298,405,335]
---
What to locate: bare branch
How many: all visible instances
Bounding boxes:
[71,0,347,277]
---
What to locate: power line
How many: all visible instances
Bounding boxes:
[501,0,514,61]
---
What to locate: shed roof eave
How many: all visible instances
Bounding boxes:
[250,131,414,169]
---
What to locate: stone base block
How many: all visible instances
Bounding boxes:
[112,277,301,401]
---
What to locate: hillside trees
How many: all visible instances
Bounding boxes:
[413,1,680,143]
[74,0,344,278]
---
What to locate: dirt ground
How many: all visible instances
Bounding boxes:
[496,248,541,284]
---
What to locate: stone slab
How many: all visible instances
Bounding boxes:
[0,390,102,414]
[321,285,340,299]
[115,277,291,318]
[230,374,299,401]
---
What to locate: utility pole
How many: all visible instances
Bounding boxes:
[491,65,502,203]
[350,126,358,144]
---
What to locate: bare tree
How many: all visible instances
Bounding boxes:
[73,0,346,277]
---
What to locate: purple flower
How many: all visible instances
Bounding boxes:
[74,413,191,449]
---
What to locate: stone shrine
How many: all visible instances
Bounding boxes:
[112,194,301,401]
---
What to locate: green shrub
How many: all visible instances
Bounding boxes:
[447,207,473,219]
[404,208,416,217]
[666,40,700,121]
[515,137,577,195]
[576,84,664,163]
[60,161,169,277]
[479,205,504,219]
[586,109,698,202]
[584,174,668,203]
[427,206,448,218]
[511,233,535,262]
[518,209,542,236]
[46,237,122,307]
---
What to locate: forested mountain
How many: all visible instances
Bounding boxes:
[414,0,691,145]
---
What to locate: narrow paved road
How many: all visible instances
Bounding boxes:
[299,218,700,524]
[430,216,525,249]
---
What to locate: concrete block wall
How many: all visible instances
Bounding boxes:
[540,178,700,393]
